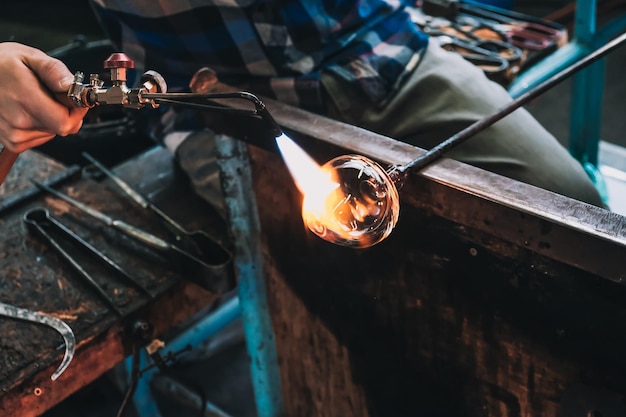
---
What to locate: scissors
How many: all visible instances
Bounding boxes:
[451,15,522,61]
[436,35,509,76]
[411,9,521,70]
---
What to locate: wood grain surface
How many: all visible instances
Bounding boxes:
[0,147,230,417]
[247,144,626,417]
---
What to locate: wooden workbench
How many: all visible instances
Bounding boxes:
[225,92,626,417]
[0,147,231,417]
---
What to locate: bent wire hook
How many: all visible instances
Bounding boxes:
[0,301,76,380]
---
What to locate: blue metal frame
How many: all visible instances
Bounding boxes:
[508,0,626,205]
[130,296,242,417]
[129,134,285,417]
[214,135,284,417]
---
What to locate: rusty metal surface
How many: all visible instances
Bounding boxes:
[0,146,229,415]
[0,151,67,198]
[202,82,626,284]
[0,150,71,208]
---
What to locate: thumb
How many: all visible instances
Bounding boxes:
[25,51,75,95]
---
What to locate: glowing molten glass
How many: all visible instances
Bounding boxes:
[276,134,400,248]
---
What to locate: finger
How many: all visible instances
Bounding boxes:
[56,107,88,137]
[21,94,87,137]
[0,100,86,144]
[18,50,87,133]
[0,101,78,139]
[1,129,57,153]
[6,135,56,153]
[23,50,75,95]
[20,134,59,151]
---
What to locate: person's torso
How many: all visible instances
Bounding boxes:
[91,0,428,110]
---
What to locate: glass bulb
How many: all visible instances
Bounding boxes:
[302,155,400,248]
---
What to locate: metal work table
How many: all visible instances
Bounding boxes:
[197,84,626,417]
[0,148,230,417]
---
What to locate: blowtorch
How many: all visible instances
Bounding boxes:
[0,30,625,248]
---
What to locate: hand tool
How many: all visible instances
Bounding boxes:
[436,35,509,76]
[24,206,154,299]
[67,53,283,138]
[81,151,232,268]
[0,52,283,187]
[23,207,146,316]
[32,181,235,293]
[446,15,523,63]
[410,6,521,82]
[0,301,75,381]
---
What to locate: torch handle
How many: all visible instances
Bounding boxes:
[0,148,19,186]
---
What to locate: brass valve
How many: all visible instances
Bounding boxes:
[68,52,167,109]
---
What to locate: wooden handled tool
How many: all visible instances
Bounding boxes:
[0,147,19,186]
[0,90,80,187]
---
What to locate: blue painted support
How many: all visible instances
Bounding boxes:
[568,0,609,203]
[507,0,626,204]
[508,15,626,97]
[128,133,284,417]
[570,61,603,166]
[129,349,161,417]
[215,135,285,417]
[131,296,242,417]
[507,41,590,98]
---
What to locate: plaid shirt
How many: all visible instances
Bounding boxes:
[91,0,428,113]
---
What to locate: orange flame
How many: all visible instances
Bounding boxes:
[275,134,339,218]
[276,134,400,248]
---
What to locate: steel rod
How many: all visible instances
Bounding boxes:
[397,30,626,174]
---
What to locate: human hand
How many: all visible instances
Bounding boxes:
[0,42,89,153]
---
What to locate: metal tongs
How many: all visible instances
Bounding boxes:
[81,151,231,272]
[33,181,235,293]
[23,206,153,316]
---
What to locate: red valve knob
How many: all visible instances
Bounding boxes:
[104,53,135,69]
